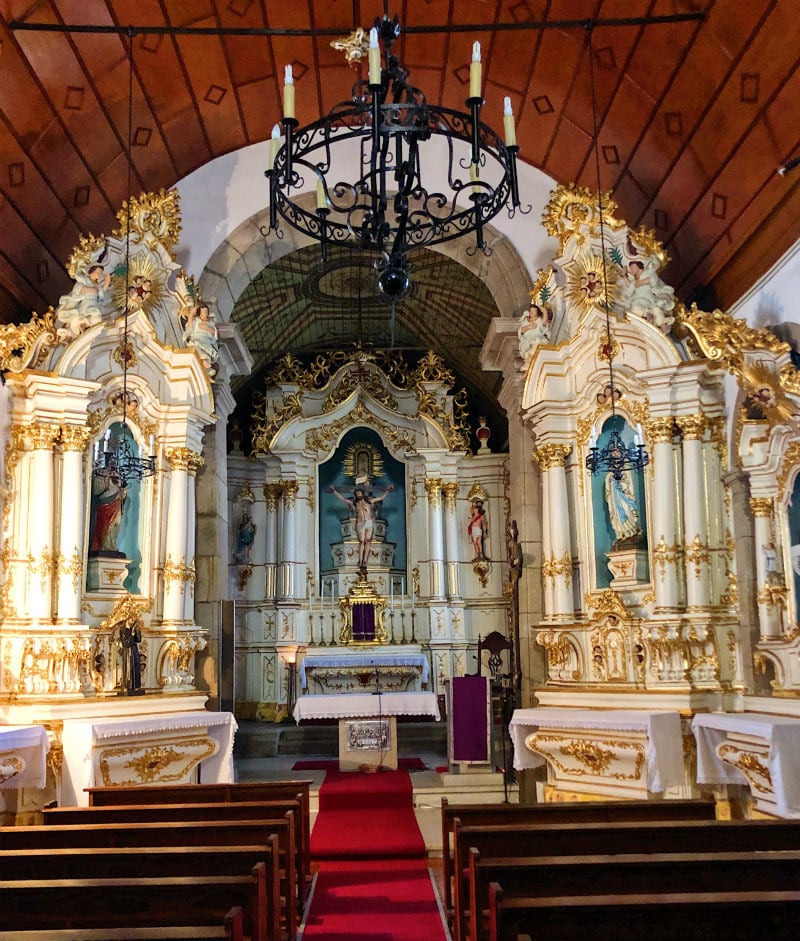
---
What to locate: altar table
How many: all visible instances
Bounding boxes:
[294,692,440,770]
[300,650,430,694]
[0,725,49,790]
[61,710,237,806]
[510,708,683,798]
[693,712,800,817]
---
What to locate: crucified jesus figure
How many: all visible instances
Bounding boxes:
[329,483,394,573]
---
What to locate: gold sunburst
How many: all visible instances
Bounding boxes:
[562,249,621,320]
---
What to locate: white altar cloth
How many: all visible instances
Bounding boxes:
[509,708,683,792]
[299,651,429,688]
[61,710,237,806]
[692,712,800,816]
[0,724,49,789]
[294,691,440,722]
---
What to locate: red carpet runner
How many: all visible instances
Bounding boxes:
[301,767,448,940]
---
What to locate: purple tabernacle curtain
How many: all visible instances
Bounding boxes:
[352,603,375,641]
[451,675,490,762]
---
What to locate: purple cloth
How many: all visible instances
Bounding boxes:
[353,603,375,641]
[451,675,489,762]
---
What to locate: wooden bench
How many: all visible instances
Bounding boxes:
[85,780,313,896]
[491,887,800,941]
[452,817,800,941]
[440,797,716,913]
[0,818,297,941]
[0,844,278,941]
[0,874,264,941]
[44,799,308,906]
[471,849,800,941]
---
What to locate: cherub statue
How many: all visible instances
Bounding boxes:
[56,260,111,339]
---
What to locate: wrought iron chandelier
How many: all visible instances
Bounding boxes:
[93,30,156,488]
[583,27,649,482]
[265,5,525,297]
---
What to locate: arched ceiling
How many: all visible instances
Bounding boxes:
[229,243,509,444]
[2,0,799,338]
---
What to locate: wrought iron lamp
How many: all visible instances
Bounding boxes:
[265,4,526,297]
[92,30,156,488]
[583,27,649,482]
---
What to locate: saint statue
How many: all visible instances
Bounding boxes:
[236,510,257,563]
[89,472,127,556]
[468,498,488,560]
[604,469,641,547]
[118,621,143,695]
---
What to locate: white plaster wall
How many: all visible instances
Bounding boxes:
[730,240,800,329]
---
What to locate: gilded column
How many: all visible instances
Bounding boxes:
[706,417,729,606]
[534,444,572,620]
[279,480,300,600]
[28,423,60,622]
[424,478,446,601]
[442,482,461,600]
[264,483,280,601]
[56,425,91,623]
[162,448,197,623]
[750,497,782,640]
[649,417,681,611]
[677,415,710,609]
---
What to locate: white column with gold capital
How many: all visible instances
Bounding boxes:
[162,447,200,623]
[677,415,710,608]
[425,478,446,601]
[534,444,572,620]
[56,425,91,623]
[27,423,60,622]
[279,480,299,600]
[649,417,681,611]
[442,482,461,600]
[264,483,280,602]
[182,453,203,622]
[750,496,782,640]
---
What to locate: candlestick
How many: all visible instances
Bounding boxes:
[316,176,327,210]
[469,41,482,98]
[283,64,295,120]
[368,26,381,85]
[503,97,516,147]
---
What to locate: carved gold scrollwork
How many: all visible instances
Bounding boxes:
[59,425,92,452]
[778,442,800,502]
[542,553,572,584]
[684,536,711,578]
[717,744,773,794]
[424,478,443,508]
[165,447,204,474]
[647,417,677,444]
[585,589,630,620]
[652,537,681,582]
[530,733,646,781]
[59,548,84,593]
[0,311,57,374]
[163,556,196,594]
[282,480,300,509]
[442,482,459,513]
[541,184,625,252]
[675,414,706,441]
[532,443,571,471]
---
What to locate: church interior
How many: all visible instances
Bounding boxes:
[3,1,800,938]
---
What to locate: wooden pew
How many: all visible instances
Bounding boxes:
[44,799,308,906]
[0,844,278,941]
[452,817,800,941]
[0,874,264,941]
[440,797,716,913]
[0,906,244,941]
[471,849,800,941]
[0,818,296,941]
[490,885,800,941]
[86,780,313,896]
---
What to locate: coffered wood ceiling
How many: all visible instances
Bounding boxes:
[1,0,799,343]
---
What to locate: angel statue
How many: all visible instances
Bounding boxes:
[183,302,219,369]
[56,260,111,340]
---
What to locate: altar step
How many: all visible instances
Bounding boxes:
[234,720,447,760]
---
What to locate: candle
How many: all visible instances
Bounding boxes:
[503,97,516,147]
[149,434,155,456]
[93,441,100,462]
[470,161,480,194]
[103,428,111,451]
[589,425,598,449]
[267,124,281,171]
[368,26,381,85]
[635,423,644,447]
[469,41,482,98]
[283,64,295,120]
[316,176,327,210]
[390,578,394,610]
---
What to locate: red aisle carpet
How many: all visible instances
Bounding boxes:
[300,766,448,940]
[309,767,426,858]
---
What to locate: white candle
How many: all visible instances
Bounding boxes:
[316,176,327,210]
[149,434,155,455]
[589,425,598,449]
[470,161,480,194]
[470,41,482,98]
[267,124,281,171]
[401,578,405,613]
[503,97,516,147]
[635,423,644,447]
[283,64,295,119]
[93,441,100,462]
[390,579,394,610]
[368,26,381,85]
